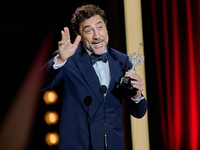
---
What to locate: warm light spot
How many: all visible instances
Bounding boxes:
[45,132,59,146]
[43,90,58,104]
[44,111,59,125]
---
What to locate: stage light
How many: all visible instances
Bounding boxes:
[43,90,58,105]
[45,132,59,146]
[44,111,59,125]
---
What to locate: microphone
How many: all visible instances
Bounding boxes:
[84,96,92,106]
[99,85,107,95]
[84,96,93,150]
[99,85,108,150]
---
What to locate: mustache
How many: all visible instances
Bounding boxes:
[91,38,104,44]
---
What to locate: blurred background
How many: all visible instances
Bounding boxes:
[1,0,200,150]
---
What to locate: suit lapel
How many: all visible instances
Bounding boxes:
[76,44,103,103]
[106,47,122,104]
[76,44,122,120]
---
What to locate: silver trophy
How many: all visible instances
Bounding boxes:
[116,43,145,96]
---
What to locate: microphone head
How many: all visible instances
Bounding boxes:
[84,96,92,106]
[99,85,107,95]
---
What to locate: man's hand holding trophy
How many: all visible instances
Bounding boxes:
[116,43,145,97]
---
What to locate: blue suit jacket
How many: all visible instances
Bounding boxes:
[43,43,147,150]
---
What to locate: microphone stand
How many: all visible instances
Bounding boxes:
[99,85,108,150]
[84,96,93,150]
[103,93,108,150]
[87,106,93,150]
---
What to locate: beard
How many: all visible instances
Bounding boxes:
[83,35,109,55]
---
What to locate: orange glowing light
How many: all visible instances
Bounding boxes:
[45,132,59,146]
[43,90,58,105]
[44,111,59,125]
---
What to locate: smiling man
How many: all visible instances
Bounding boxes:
[43,4,147,150]
[80,15,109,54]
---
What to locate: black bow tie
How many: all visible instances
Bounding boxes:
[90,53,108,65]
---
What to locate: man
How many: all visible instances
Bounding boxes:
[43,4,147,150]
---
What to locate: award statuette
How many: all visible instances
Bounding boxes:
[116,43,145,96]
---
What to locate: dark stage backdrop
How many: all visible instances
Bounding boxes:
[3,0,200,150]
[0,0,131,150]
[0,1,126,117]
[142,0,200,149]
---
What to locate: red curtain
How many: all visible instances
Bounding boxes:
[149,0,200,149]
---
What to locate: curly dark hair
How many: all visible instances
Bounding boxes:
[71,4,107,34]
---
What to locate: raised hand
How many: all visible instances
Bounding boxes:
[57,27,81,64]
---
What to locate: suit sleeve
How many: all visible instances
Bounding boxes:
[41,54,64,91]
[123,55,148,118]
[125,96,147,118]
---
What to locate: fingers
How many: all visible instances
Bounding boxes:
[64,27,70,40]
[130,75,144,89]
[61,27,70,42]
[128,73,144,93]
[131,81,143,91]
[57,27,81,61]
[73,35,81,47]
[58,27,72,48]
[126,73,142,82]
[58,41,64,45]
[129,74,142,82]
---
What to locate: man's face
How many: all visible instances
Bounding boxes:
[79,15,109,55]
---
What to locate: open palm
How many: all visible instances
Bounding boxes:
[58,27,81,63]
